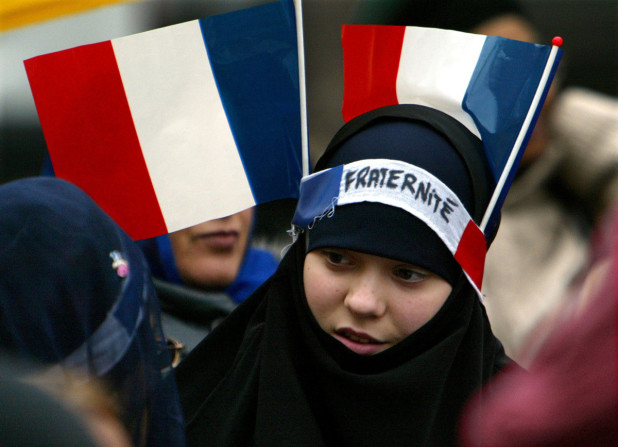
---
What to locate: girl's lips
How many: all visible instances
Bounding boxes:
[334,328,386,355]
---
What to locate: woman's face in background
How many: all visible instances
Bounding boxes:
[168,208,254,289]
[303,248,452,355]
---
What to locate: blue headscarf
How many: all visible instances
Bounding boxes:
[0,177,186,447]
[139,231,278,304]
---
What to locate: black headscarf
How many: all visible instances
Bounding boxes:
[0,177,186,447]
[176,105,509,447]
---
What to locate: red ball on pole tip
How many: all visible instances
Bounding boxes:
[552,36,563,47]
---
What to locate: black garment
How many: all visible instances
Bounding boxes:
[176,234,509,447]
[153,278,236,360]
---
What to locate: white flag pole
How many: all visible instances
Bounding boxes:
[480,39,562,231]
[294,0,309,177]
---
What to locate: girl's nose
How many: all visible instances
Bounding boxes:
[344,276,387,317]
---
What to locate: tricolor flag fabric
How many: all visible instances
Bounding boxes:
[292,24,562,298]
[25,0,303,241]
[341,25,562,234]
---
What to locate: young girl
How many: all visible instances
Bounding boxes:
[175,104,511,446]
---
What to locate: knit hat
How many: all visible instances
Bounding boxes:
[302,104,494,286]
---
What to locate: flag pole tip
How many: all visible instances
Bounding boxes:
[552,36,563,47]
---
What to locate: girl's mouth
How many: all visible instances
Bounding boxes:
[334,328,386,355]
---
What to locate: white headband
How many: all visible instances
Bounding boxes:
[292,159,487,298]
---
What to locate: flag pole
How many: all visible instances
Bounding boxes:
[480,37,563,231]
[294,0,309,177]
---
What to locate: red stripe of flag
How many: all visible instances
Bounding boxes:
[342,25,405,123]
[454,220,487,290]
[25,42,167,240]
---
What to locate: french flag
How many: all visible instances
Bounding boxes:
[341,25,562,234]
[25,0,304,241]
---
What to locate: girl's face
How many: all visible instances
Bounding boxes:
[303,248,452,355]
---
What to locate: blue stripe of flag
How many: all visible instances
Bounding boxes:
[483,47,562,234]
[463,36,551,181]
[199,0,302,205]
[292,165,344,227]
[463,35,560,235]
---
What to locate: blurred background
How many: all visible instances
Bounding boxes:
[1,0,616,236]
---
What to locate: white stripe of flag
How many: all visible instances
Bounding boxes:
[112,20,255,233]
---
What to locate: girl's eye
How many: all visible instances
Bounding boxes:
[394,267,428,283]
[322,250,352,266]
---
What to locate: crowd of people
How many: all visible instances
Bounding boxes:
[1,0,617,446]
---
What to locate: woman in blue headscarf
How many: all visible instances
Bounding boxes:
[137,209,279,360]
[0,177,186,447]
